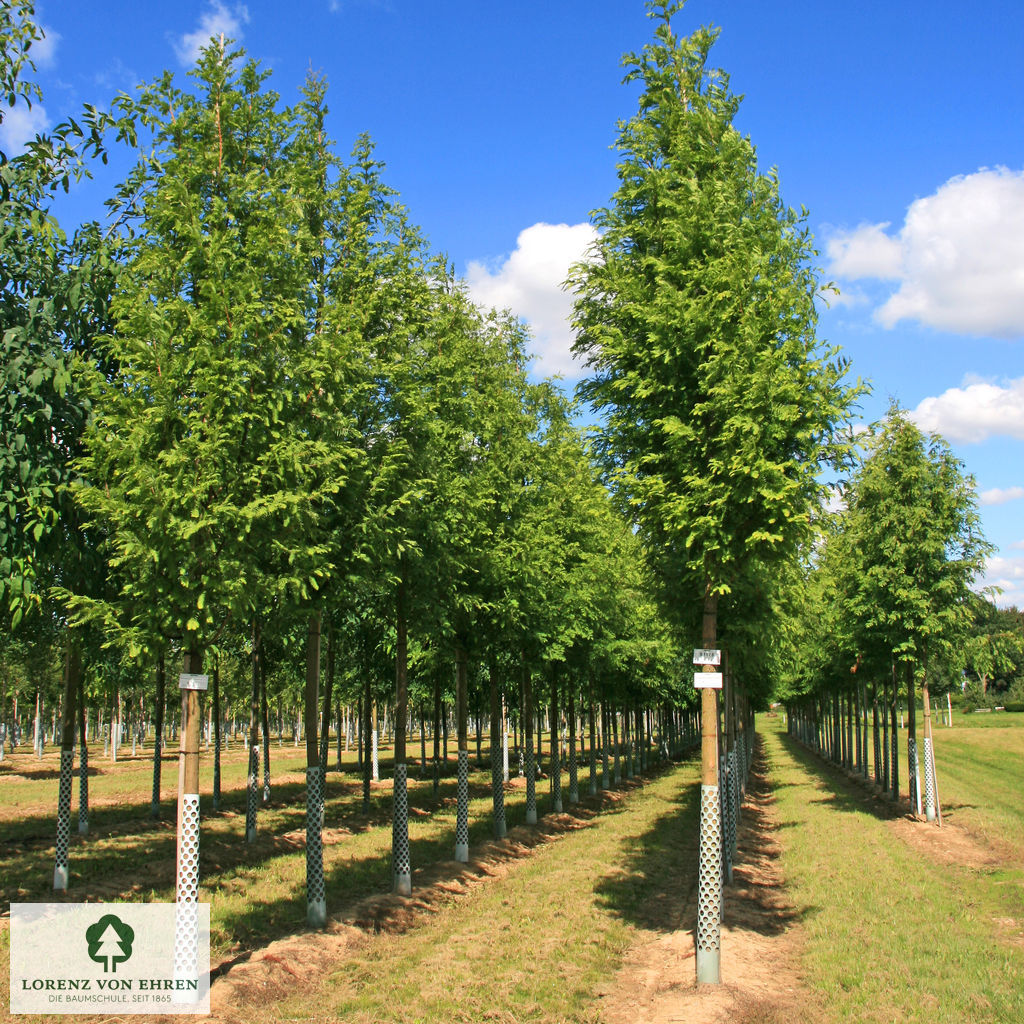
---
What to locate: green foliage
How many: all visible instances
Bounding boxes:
[841,404,992,674]
[71,43,355,658]
[0,2,120,627]
[570,0,859,610]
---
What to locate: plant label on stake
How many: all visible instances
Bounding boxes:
[693,649,721,665]
[693,650,722,689]
[694,672,723,689]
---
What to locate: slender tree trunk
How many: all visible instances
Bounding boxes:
[568,681,579,804]
[393,575,412,896]
[305,612,327,926]
[419,700,427,778]
[371,699,379,781]
[320,622,335,773]
[455,643,470,860]
[906,661,920,815]
[362,679,372,813]
[261,658,271,803]
[696,589,721,985]
[432,667,442,795]
[921,654,940,824]
[246,620,262,843]
[489,660,506,838]
[882,676,890,793]
[524,654,537,825]
[588,681,597,796]
[151,656,166,820]
[601,695,610,790]
[212,663,221,811]
[889,663,899,801]
[607,704,618,784]
[550,668,562,813]
[53,640,80,890]
[175,642,203,989]
[77,668,89,835]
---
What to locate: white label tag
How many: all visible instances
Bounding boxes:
[693,649,721,665]
[178,674,208,691]
[694,671,723,689]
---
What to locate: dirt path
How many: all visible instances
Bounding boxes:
[595,736,817,1024]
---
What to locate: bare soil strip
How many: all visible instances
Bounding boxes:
[594,735,816,1024]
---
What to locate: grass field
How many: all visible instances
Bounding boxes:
[766,715,1024,1024]
[2,714,1022,1022]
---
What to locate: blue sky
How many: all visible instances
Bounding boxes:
[9,0,1024,605]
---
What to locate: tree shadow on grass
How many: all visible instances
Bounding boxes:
[778,730,911,822]
[594,738,818,940]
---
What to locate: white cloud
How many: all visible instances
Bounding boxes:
[173,2,249,66]
[980,486,1024,507]
[911,375,1024,443]
[32,24,60,66]
[826,167,1024,339]
[978,555,1024,608]
[465,222,598,378]
[0,102,49,152]
[825,222,903,280]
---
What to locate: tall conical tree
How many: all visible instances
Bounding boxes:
[570,0,859,983]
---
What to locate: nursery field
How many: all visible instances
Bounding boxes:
[1,715,1023,1023]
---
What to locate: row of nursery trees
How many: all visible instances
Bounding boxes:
[2,0,998,984]
[1,2,699,916]
[780,405,996,824]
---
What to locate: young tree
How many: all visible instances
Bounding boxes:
[842,404,991,821]
[72,41,351,920]
[569,0,859,983]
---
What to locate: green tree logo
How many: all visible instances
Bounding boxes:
[86,914,135,973]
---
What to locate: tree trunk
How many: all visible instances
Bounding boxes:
[523,654,537,825]
[489,660,506,838]
[889,663,899,801]
[53,640,80,890]
[362,680,371,813]
[77,668,89,835]
[921,654,940,824]
[175,642,203,989]
[696,589,722,985]
[392,574,411,896]
[906,661,920,815]
[550,668,562,813]
[587,682,598,796]
[305,612,327,926]
[320,622,335,774]
[455,642,470,860]
[260,657,271,803]
[212,663,221,812]
[567,681,579,804]
[432,667,442,795]
[246,620,262,843]
[151,656,165,820]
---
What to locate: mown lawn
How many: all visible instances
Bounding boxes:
[767,715,1024,1024]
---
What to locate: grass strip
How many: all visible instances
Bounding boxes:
[246,760,701,1024]
[763,717,1024,1024]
